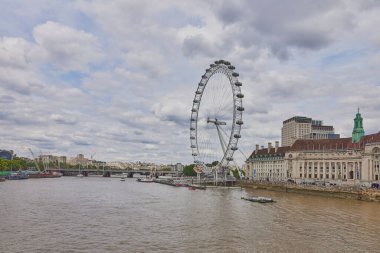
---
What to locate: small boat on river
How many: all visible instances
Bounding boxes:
[241,196,274,203]
[137,177,154,183]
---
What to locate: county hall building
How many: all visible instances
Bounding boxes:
[246,110,380,183]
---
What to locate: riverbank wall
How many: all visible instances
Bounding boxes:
[237,181,380,203]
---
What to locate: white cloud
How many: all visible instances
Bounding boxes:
[32,21,103,72]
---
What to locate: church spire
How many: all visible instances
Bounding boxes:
[352,108,365,143]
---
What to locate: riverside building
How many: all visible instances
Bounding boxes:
[245,142,290,181]
[246,110,380,183]
[286,110,380,183]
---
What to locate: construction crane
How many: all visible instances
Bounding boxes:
[28,148,41,172]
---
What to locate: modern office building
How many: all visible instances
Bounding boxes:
[0,150,13,160]
[281,116,339,146]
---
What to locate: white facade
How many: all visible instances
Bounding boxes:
[245,143,289,181]
[285,134,380,183]
[249,156,287,181]
[246,133,380,183]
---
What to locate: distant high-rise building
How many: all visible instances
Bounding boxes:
[0,150,13,160]
[281,116,339,146]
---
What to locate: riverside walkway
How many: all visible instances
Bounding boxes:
[237,180,380,202]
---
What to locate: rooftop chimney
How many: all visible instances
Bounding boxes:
[255,144,259,154]
[268,142,272,153]
[275,141,279,152]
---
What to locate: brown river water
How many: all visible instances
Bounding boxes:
[0,177,379,253]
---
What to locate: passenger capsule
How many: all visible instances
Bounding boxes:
[192,153,198,156]
[210,64,216,68]
[206,68,211,72]
[191,118,196,121]
[236,120,243,125]
[202,74,207,79]
[190,127,195,131]
[196,91,202,94]
[235,81,242,86]
[228,65,235,70]
[190,136,195,140]
[193,99,199,103]
[224,61,231,66]
[199,82,204,86]
[236,93,244,98]
[231,146,238,151]
[232,72,239,77]
[191,108,197,112]
[226,157,233,161]
[237,106,245,111]
[191,145,196,148]
[215,60,220,64]
[234,134,241,138]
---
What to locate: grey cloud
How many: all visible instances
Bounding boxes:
[182,34,218,58]
[0,95,15,104]
[50,114,77,125]
[73,139,92,146]
[210,0,351,59]
[214,0,244,25]
[159,114,188,127]
[0,78,32,95]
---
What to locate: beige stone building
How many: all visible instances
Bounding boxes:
[245,142,290,181]
[281,116,338,146]
[68,154,88,166]
[286,132,380,183]
[246,111,379,184]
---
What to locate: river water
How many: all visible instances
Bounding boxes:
[0,177,379,253]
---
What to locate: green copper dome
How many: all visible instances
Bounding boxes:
[352,108,364,143]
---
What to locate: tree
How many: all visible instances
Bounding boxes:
[231,168,241,179]
[183,164,197,176]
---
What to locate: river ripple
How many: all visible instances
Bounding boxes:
[0,177,379,253]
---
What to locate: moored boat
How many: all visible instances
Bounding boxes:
[241,196,274,203]
[188,185,206,190]
[5,171,29,180]
[27,172,61,178]
[137,177,154,183]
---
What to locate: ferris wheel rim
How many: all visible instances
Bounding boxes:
[190,60,244,168]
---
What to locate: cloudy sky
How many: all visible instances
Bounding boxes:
[1,0,380,165]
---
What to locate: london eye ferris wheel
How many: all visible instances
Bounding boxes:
[190,60,244,172]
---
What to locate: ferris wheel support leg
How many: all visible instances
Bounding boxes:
[215,124,227,154]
